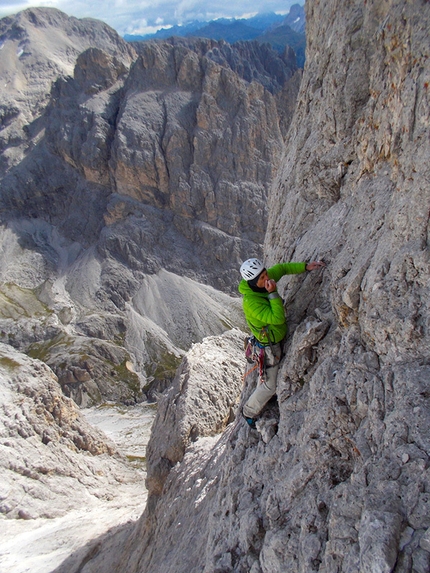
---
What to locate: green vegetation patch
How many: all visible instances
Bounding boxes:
[113,359,141,394]
[0,355,21,371]
[27,333,74,362]
[143,342,182,392]
[151,350,181,381]
[0,283,52,320]
[126,454,147,469]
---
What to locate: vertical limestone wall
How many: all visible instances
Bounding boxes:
[54,2,430,572]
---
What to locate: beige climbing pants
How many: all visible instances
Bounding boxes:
[243,342,282,419]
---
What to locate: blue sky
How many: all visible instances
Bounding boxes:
[0,0,301,36]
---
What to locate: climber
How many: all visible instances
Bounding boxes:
[239,257,325,428]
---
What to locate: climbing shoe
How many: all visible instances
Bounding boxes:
[242,412,257,429]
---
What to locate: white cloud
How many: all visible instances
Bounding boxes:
[0,0,300,36]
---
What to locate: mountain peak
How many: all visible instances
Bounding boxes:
[124,5,305,66]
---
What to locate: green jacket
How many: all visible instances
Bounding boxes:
[238,262,306,344]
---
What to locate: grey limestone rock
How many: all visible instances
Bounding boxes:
[0,343,142,521]
[0,7,135,171]
[145,328,245,497]
[4,1,430,571]
[66,1,430,572]
[0,9,300,404]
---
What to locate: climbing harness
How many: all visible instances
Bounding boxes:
[243,327,283,386]
[243,335,266,385]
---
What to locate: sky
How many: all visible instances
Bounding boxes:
[0,0,301,36]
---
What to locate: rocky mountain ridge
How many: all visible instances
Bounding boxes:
[56,0,430,571]
[124,4,306,42]
[0,7,301,405]
[127,4,306,67]
[0,7,136,170]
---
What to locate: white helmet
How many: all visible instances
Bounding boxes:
[240,258,264,280]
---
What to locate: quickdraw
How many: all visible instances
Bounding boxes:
[243,336,266,385]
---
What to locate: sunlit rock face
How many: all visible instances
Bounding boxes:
[0,343,141,520]
[0,343,152,573]
[0,8,301,404]
[0,7,303,572]
[66,1,430,572]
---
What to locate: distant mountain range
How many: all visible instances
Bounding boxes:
[124,4,306,67]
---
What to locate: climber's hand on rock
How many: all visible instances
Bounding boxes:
[306,261,326,271]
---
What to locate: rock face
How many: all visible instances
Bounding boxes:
[62,1,430,572]
[0,343,142,520]
[0,342,152,573]
[0,9,300,404]
[145,329,245,497]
